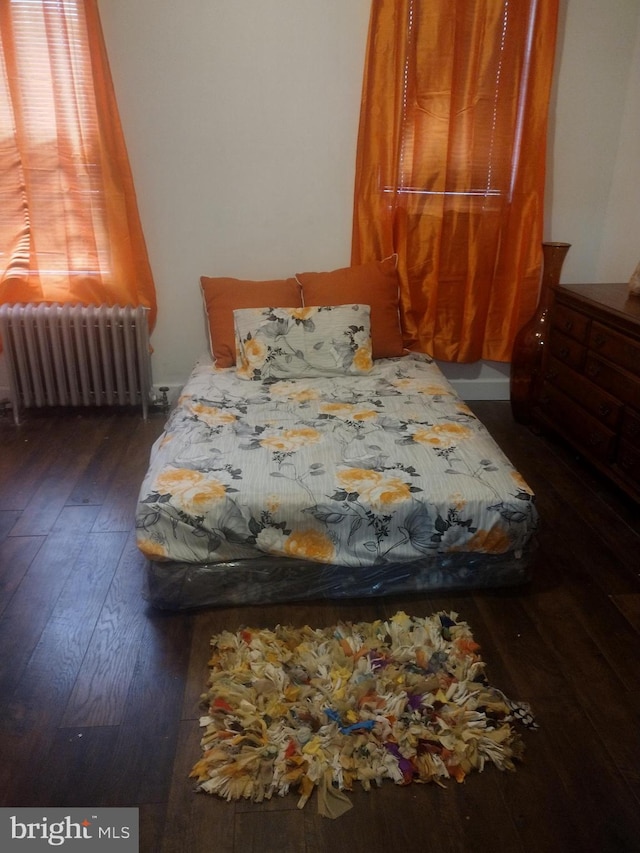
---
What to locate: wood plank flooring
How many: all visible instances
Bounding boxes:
[1,402,639,853]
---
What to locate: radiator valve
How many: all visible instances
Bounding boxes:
[158,386,170,413]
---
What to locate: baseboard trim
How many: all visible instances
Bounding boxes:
[447,377,510,402]
[1,378,511,408]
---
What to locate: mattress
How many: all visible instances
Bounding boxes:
[136,353,537,609]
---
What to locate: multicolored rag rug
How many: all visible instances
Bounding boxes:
[190,611,535,818]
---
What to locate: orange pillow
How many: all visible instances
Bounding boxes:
[200,276,302,367]
[296,256,403,358]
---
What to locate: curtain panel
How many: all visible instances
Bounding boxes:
[0,0,156,328]
[352,0,560,362]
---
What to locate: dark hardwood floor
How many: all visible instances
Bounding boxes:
[1,401,639,853]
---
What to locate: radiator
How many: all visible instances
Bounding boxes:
[0,303,152,425]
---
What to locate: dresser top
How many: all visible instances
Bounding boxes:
[556,283,640,327]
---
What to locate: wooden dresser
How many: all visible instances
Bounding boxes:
[532,282,640,502]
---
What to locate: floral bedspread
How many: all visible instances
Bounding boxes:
[136,354,537,569]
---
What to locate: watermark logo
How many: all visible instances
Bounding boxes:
[1,808,138,850]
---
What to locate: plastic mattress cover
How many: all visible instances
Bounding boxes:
[144,547,534,610]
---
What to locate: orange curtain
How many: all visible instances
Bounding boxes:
[0,0,156,329]
[352,0,559,362]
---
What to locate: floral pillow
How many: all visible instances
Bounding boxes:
[234,304,373,381]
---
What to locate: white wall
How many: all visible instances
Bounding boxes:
[545,0,640,285]
[97,0,372,398]
[2,0,639,403]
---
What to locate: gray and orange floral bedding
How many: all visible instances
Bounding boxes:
[136,354,537,580]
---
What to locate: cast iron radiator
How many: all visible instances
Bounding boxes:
[0,303,151,425]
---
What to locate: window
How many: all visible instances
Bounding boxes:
[352,0,560,362]
[0,0,156,323]
[392,1,531,205]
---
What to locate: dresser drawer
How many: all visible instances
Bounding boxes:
[552,302,590,343]
[621,408,640,443]
[548,329,586,371]
[531,283,640,503]
[613,439,640,492]
[589,322,640,374]
[538,381,616,463]
[584,354,640,410]
[543,356,621,429]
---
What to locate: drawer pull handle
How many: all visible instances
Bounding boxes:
[564,320,574,331]
[586,363,600,378]
[598,404,611,417]
[546,368,557,380]
[588,433,602,447]
[593,333,606,347]
[559,346,569,359]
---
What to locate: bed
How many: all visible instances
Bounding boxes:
[135,258,537,610]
